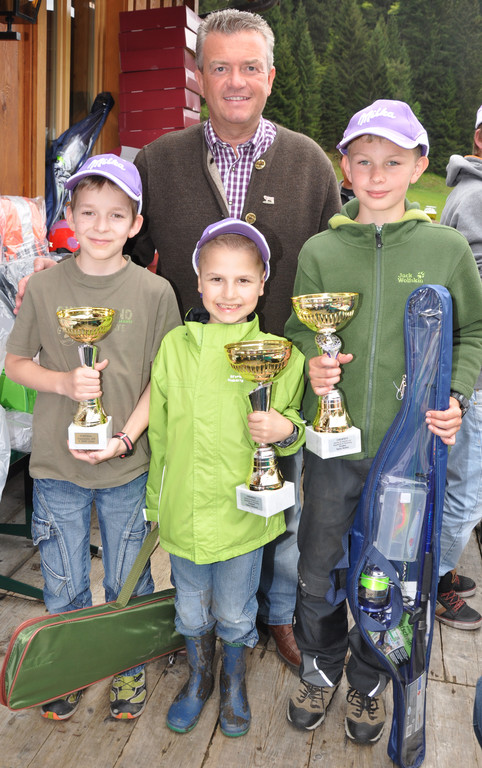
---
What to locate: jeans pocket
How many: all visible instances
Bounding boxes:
[31,513,51,547]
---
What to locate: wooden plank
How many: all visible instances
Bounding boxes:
[438,530,482,687]
[425,678,482,768]
[115,653,218,767]
[0,473,480,768]
[207,647,312,768]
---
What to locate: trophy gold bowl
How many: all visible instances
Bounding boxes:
[57,307,116,448]
[291,293,361,458]
[225,339,292,493]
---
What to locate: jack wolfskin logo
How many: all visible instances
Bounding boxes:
[397,272,425,283]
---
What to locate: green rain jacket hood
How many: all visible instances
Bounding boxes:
[284,199,482,459]
[145,313,305,564]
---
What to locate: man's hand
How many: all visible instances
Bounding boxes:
[425,396,463,445]
[14,257,57,315]
[308,352,353,396]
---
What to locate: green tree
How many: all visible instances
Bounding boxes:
[385,15,414,104]
[364,17,391,101]
[319,0,372,150]
[292,3,322,141]
[263,5,302,131]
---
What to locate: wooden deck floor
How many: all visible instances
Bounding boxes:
[0,469,481,768]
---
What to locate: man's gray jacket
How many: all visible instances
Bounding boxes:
[129,122,341,335]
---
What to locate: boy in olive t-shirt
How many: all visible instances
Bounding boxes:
[5,154,180,721]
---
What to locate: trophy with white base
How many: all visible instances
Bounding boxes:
[57,307,115,450]
[225,339,295,518]
[292,293,361,459]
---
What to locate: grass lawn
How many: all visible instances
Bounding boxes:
[329,153,451,221]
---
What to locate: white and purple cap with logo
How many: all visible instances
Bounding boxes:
[337,99,429,157]
[64,153,143,213]
[476,105,482,129]
[192,218,271,280]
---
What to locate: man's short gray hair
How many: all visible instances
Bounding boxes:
[196,9,275,72]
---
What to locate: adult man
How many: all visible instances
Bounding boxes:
[126,9,341,669]
[436,105,482,630]
[129,9,340,338]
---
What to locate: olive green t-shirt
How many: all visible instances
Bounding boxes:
[6,255,180,488]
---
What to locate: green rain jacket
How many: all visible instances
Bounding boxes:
[284,200,482,460]
[145,312,305,564]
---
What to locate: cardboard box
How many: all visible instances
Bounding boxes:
[119,88,200,113]
[119,67,200,95]
[120,126,192,148]
[119,27,197,55]
[119,107,200,132]
[120,47,196,74]
[119,6,200,34]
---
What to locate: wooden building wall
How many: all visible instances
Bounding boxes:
[0,0,197,200]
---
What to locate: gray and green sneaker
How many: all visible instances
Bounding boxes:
[110,669,147,720]
[41,689,84,720]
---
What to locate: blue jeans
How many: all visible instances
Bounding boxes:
[169,548,263,647]
[257,447,302,625]
[33,474,153,611]
[33,474,153,677]
[439,390,482,577]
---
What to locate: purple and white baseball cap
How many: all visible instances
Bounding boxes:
[476,105,482,129]
[192,218,271,280]
[64,154,143,213]
[337,99,429,157]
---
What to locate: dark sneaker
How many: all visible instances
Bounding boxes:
[435,587,482,630]
[287,679,338,730]
[110,670,147,720]
[439,569,476,598]
[345,687,385,743]
[41,689,83,720]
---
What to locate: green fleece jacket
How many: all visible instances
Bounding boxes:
[145,313,305,564]
[284,200,482,459]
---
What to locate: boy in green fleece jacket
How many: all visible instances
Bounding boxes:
[284,100,482,744]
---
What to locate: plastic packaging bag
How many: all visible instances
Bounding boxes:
[0,406,11,502]
[5,410,32,454]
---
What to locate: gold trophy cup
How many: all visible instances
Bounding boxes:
[225,339,296,517]
[57,307,116,449]
[292,293,361,458]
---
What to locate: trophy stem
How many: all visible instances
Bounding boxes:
[248,380,272,412]
[246,380,283,489]
[73,342,107,427]
[313,331,352,433]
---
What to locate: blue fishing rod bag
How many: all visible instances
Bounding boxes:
[347,285,453,768]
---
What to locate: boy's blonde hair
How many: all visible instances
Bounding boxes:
[70,176,138,222]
